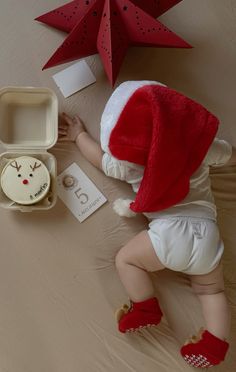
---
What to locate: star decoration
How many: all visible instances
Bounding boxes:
[36,0,191,85]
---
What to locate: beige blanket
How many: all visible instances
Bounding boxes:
[0,1,235,371]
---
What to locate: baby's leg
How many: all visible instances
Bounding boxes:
[190,263,230,340]
[181,264,230,368]
[115,230,165,332]
[115,230,165,302]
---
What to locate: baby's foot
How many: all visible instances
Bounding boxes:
[181,329,229,368]
[115,297,163,333]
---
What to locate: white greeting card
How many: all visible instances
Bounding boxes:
[57,163,107,222]
[53,60,96,98]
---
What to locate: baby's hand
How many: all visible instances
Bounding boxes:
[58,112,86,142]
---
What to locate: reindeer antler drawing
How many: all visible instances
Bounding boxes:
[30,162,42,172]
[10,160,22,172]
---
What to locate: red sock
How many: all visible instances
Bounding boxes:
[118,297,163,333]
[181,330,229,368]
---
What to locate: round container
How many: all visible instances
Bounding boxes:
[1,156,51,205]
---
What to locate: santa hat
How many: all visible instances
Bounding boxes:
[100,81,219,217]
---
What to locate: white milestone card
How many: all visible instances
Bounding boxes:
[57,163,107,222]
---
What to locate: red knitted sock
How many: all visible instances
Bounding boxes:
[181,330,229,368]
[116,297,163,333]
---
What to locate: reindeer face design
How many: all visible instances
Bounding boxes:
[0,156,51,205]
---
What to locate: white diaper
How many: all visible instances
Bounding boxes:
[148,217,224,275]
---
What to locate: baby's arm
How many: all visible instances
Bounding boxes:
[58,113,104,170]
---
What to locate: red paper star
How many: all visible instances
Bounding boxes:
[36,0,191,85]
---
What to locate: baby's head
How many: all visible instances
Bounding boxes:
[100,80,219,217]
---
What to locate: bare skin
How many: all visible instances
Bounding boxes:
[58,112,104,170]
[59,113,234,341]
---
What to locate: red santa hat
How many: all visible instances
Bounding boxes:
[100,81,219,216]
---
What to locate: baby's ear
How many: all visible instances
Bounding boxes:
[113,198,137,218]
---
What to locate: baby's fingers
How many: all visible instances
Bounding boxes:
[62,112,74,126]
[58,123,68,130]
[73,114,83,124]
[58,135,69,142]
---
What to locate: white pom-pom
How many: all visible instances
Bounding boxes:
[113,198,137,217]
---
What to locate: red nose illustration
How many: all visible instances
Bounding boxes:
[23,179,29,185]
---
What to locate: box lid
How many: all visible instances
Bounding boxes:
[0,87,58,150]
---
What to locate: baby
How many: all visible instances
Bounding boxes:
[59,81,236,368]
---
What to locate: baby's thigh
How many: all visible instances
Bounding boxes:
[115,230,165,272]
[190,263,225,295]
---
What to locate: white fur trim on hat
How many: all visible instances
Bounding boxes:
[113,198,137,218]
[100,80,166,154]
